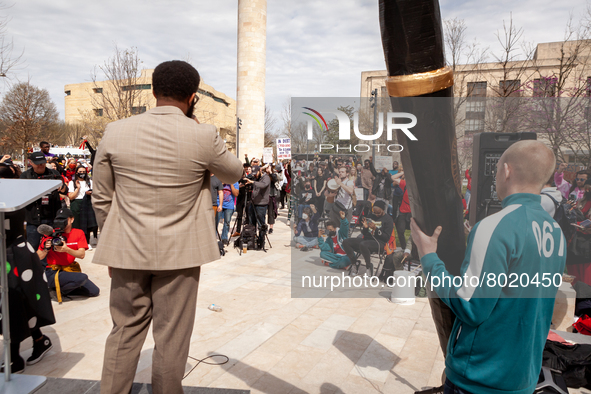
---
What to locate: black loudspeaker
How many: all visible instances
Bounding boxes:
[469,132,537,226]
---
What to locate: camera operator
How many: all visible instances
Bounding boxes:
[233,164,252,237]
[245,164,271,228]
[36,208,100,301]
[20,152,67,250]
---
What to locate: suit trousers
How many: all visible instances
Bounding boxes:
[100,266,201,394]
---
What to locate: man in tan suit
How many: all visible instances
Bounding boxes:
[92,60,243,394]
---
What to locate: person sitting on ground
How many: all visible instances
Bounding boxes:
[555,162,587,201]
[342,200,394,276]
[36,208,100,302]
[318,211,350,269]
[293,204,321,251]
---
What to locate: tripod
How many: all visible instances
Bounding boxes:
[232,185,272,254]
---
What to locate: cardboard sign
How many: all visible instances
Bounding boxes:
[277,138,291,159]
[354,188,365,202]
[374,156,392,171]
[263,147,274,163]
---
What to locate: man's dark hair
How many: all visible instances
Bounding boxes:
[326,220,338,229]
[40,141,49,147]
[153,61,200,102]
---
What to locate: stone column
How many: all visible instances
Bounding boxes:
[237,0,267,160]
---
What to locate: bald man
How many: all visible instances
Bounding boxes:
[412,141,566,394]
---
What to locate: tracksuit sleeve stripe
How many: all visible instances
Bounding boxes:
[457,204,522,301]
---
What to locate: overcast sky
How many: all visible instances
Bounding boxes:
[2,0,589,127]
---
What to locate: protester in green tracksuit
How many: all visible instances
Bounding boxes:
[412,141,566,394]
[318,210,350,269]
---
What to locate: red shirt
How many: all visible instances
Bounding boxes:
[39,228,88,266]
[399,180,411,213]
[332,235,345,255]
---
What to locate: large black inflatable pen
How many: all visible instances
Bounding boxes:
[379,0,465,276]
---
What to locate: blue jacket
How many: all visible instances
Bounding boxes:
[421,193,566,394]
[296,209,322,238]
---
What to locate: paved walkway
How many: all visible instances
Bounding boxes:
[9,208,585,394]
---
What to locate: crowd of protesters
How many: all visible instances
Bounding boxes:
[288,155,591,291]
[287,154,418,281]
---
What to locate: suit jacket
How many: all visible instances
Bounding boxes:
[91,106,243,270]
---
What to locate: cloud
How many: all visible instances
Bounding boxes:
[1,0,588,132]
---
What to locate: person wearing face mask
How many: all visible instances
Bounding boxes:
[341,200,393,277]
[293,205,321,251]
[297,180,315,219]
[67,166,98,248]
[318,210,351,269]
[64,158,77,182]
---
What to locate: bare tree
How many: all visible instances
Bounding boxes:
[88,46,147,134]
[0,4,23,82]
[444,17,488,171]
[0,81,58,158]
[264,105,278,147]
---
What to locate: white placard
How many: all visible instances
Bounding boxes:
[354,188,365,202]
[276,138,291,159]
[263,147,274,163]
[374,156,392,171]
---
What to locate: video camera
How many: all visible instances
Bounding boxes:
[37,218,68,249]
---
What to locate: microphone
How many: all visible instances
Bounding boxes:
[37,224,54,237]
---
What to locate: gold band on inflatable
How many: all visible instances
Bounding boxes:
[386,66,453,97]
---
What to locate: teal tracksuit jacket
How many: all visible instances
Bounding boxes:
[318,217,350,269]
[421,193,566,394]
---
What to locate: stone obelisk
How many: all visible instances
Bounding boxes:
[236,0,267,160]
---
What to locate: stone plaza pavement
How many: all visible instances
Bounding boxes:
[9,207,581,394]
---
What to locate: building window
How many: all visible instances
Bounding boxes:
[65,90,71,96]
[465,82,486,133]
[499,80,521,97]
[465,119,484,132]
[131,106,146,115]
[533,78,556,97]
[94,108,103,117]
[122,84,151,92]
[93,87,103,94]
[467,82,487,97]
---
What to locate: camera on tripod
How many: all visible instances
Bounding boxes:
[240,174,256,191]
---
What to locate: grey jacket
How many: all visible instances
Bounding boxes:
[252,173,271,206]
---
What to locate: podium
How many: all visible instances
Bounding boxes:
[0,179,62,393]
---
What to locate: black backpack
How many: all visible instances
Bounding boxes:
[541,192,582,239]
[235,224,257,250]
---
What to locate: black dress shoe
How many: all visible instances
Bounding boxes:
[269,228,273,234]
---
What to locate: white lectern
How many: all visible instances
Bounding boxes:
[0,179,62,393]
